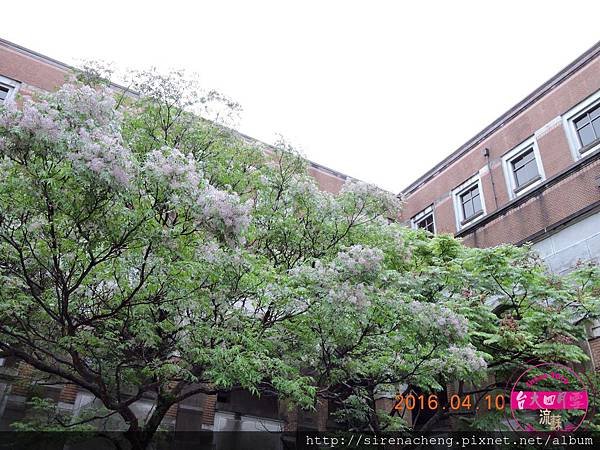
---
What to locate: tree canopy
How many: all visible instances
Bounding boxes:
[0,73,598,449]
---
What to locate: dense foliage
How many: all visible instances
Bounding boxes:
[0,74,598,449]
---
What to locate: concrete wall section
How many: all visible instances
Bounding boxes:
[532,210,600,273]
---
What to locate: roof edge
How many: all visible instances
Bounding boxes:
[1,36,358,185]
[229,128,358,183]
[399,39,600,196]
[0,36,136,95]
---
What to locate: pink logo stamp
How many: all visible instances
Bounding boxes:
[508,362,590,432]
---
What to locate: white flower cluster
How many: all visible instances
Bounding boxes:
[197,185,252,238]
[196,241,221,264]
[0,84,135,188]
[426,344,487,376]
[288,245,386,310]
[0,85,251,241]
[334,245,384,277]
[328,281,371,309]
[68,127,135,186]
[143,146,251,239]
[448,344,487,372]
[408,301,468,339]
[143,147,202,196]
[341,180,403,216]
[0,99,64,146]
[53,83,118,128]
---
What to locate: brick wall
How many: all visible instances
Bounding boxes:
[400,49,600,239]
[308,166,347,193]
[460,154,600,248]
[58,384,78,404]
[588,338,600,369]
[0,44,69,96]
[200,394,217,427]
[0,39,349,196]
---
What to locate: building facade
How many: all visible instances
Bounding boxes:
[399,41,600,365]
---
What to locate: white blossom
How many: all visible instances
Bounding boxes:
[334,245,384,276]
[143,146,251,240]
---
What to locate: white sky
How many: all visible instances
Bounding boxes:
[2,1,599,192]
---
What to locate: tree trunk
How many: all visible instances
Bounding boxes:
[122,400,172,450]
[124,428,147,450]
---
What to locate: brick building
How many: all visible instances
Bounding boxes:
[2,35,600,436]
[399,41,600,366]
[0,37,349,434]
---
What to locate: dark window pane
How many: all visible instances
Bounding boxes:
[577,123,596,146]
[512,149,535,170]
[416,213,435,233]
[460,185,482,220]
[175,407,203,431]
[463,201,473,218]
[592,117,600,140]
[574,104,600,148]
[472,193,482,213]
[515,165,536,186]
[512,149,539,187]
[574,114,590,130]
[0,86,8,101]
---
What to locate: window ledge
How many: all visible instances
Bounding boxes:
[460,210,484,226]
[579,138,600,155]
[513,175,542,195]
[455,150,600,239]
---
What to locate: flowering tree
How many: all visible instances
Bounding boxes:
[0,74,598,449]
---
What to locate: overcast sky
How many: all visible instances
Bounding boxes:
[3,1,599,192]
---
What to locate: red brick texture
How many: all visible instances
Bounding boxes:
[58,384,79,404]
[308,166,346,194]
[0,44,70,96]
[200,394,217,426]
[460,155,600,248]
[400,54,600,233]
[537,126,574,178]
[165,402,179,419]
[589,338,600,369]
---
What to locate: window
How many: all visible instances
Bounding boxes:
[459,185,482,220]
[0,85,10,102]
[502,136,545,198]
[0,75,20,104]
[591,320,600,339]
[511,148,539,188]
[563,89,600,159]
[573,103,600,147]
[416,213,435,233]
[411,206,435,233]
[452,174,486,229]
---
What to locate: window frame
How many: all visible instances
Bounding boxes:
[0,75,20,104]
[501,136,545,199]
[411,205,435,234]
[590,320,600,339]
[452,174,486,230]
[562,89,600,160]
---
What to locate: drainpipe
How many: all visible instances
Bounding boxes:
[484,147,499,209]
